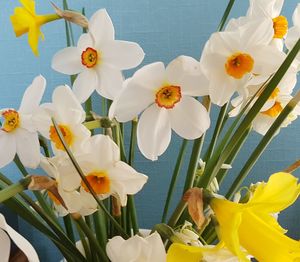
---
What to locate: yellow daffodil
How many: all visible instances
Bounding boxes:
[210,172,300,262]
[10,0,61,56]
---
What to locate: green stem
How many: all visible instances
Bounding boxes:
[52,118,129,239]
[0,177,30,203]
[226,90,300,199]
[63,215,75,243]
[76,222,92,261]
[128,195,139,235]
[128,119,138,166]
[167,200,187,228]
[217,0,236,31]
[75,216,109,262]
[93,210,108,249]
[162,139,188,223]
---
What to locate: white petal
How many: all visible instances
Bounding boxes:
[72,70,98,103]
[52,47,84,75]
[77,33,94,51]
[19,75,46,114]
[293,4,300,26]
[0,132,16,168]
[89,9,115,45]
[52,85,86,123]
[253,114,277,135]
[145,232,166,262]
[110,80,154,122]
[131,62,166,91]
[170,96,210,139]
[137,104,171,160]
[78,189,98,216]
[249,46,285,75]
[84,135,120,169]
[286,26,300,51]
[15,129,40,168]
[102,40,144,70]
[0,214,39,262]
[57,164,82,192]
[106,236,126,262]
[0,229,10,262]
[96,65,124,99]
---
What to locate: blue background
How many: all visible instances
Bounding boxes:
[0,0,300,261]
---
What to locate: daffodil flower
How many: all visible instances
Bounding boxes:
[110,56,210,160]
[201,18,285,106]
[34,85,91,155]
[40,156,97,217]
[210,172,300,261]
[10,0,61,56]
[0,213,39,262]
[106,232,166,262]
[52,9,144,102]
[167,243,240,262]
[286,4,300,62]
[0,75,45,168]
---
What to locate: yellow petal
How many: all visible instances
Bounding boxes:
[10,7,33,36]
[167,243,203,262]
[249,172,300,212]
[28,25,41,56]
[239,210,300,262]
[20,0,35,15]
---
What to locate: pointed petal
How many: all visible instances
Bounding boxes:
[102,40,144,70]
[16,129,40,168]
[137,104,171,160]
[89,9,115,45]
[52,47,83,75]
[28,25,40,56]
[109,80,154,122]
[19,75,46,114]
[72,70,98,103]
[77,33,94,51]
[0,132,16,168]
[170,96,210,139]
[96,65,124,99]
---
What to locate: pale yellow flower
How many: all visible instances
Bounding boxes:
[10,0,61,56]
[210,172,300,262]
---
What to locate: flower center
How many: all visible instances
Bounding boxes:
[1,110,20,132]
[49,124,74,150]
[81,171,110,194]
[262,102,283,117]
[81,47,98,68]
[225,52,254,79]
[155,85,182,109]
[272,16,288,39]
[48,191,61,206]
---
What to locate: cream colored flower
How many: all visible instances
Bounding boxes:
[0,75,45,168]
[52,9,144,102]
[110,56,210,160]
[106,232,166,262]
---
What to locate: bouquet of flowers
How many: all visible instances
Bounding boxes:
[1,0,300,261]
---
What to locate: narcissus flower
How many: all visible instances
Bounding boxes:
[10,0,61,56]
[34,85,90,155]
[210,172,300,261]
[52,9,144,102]
[167,243,239,262]
[106,232,166,262]
[201,19,285,106]
[0,75,45,168]
[110,56,210,160]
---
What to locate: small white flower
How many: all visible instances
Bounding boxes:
[52,9,144,102]
[35,85,91,155]
[201,18,285,106]
[0,75,45,168]
[106,232,166,262]
[110,56,210,160]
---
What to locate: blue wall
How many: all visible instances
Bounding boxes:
[0,0,300,261]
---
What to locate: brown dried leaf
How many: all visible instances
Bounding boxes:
[51,2,89,28]
[112,196,121,217]
[183,187,205,229]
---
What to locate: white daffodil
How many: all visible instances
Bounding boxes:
[110,56,210,160]
[52,9,144,102]
[106,232,166,262]
[40,156,97,217]
[49,134,147,207]
[35,85,90,155]
[286,4,300,62]
[0,213,39,262]
[229,63,300,135]
[246,0,287,49]
[200,18,285,106]
[0,75,45,168]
